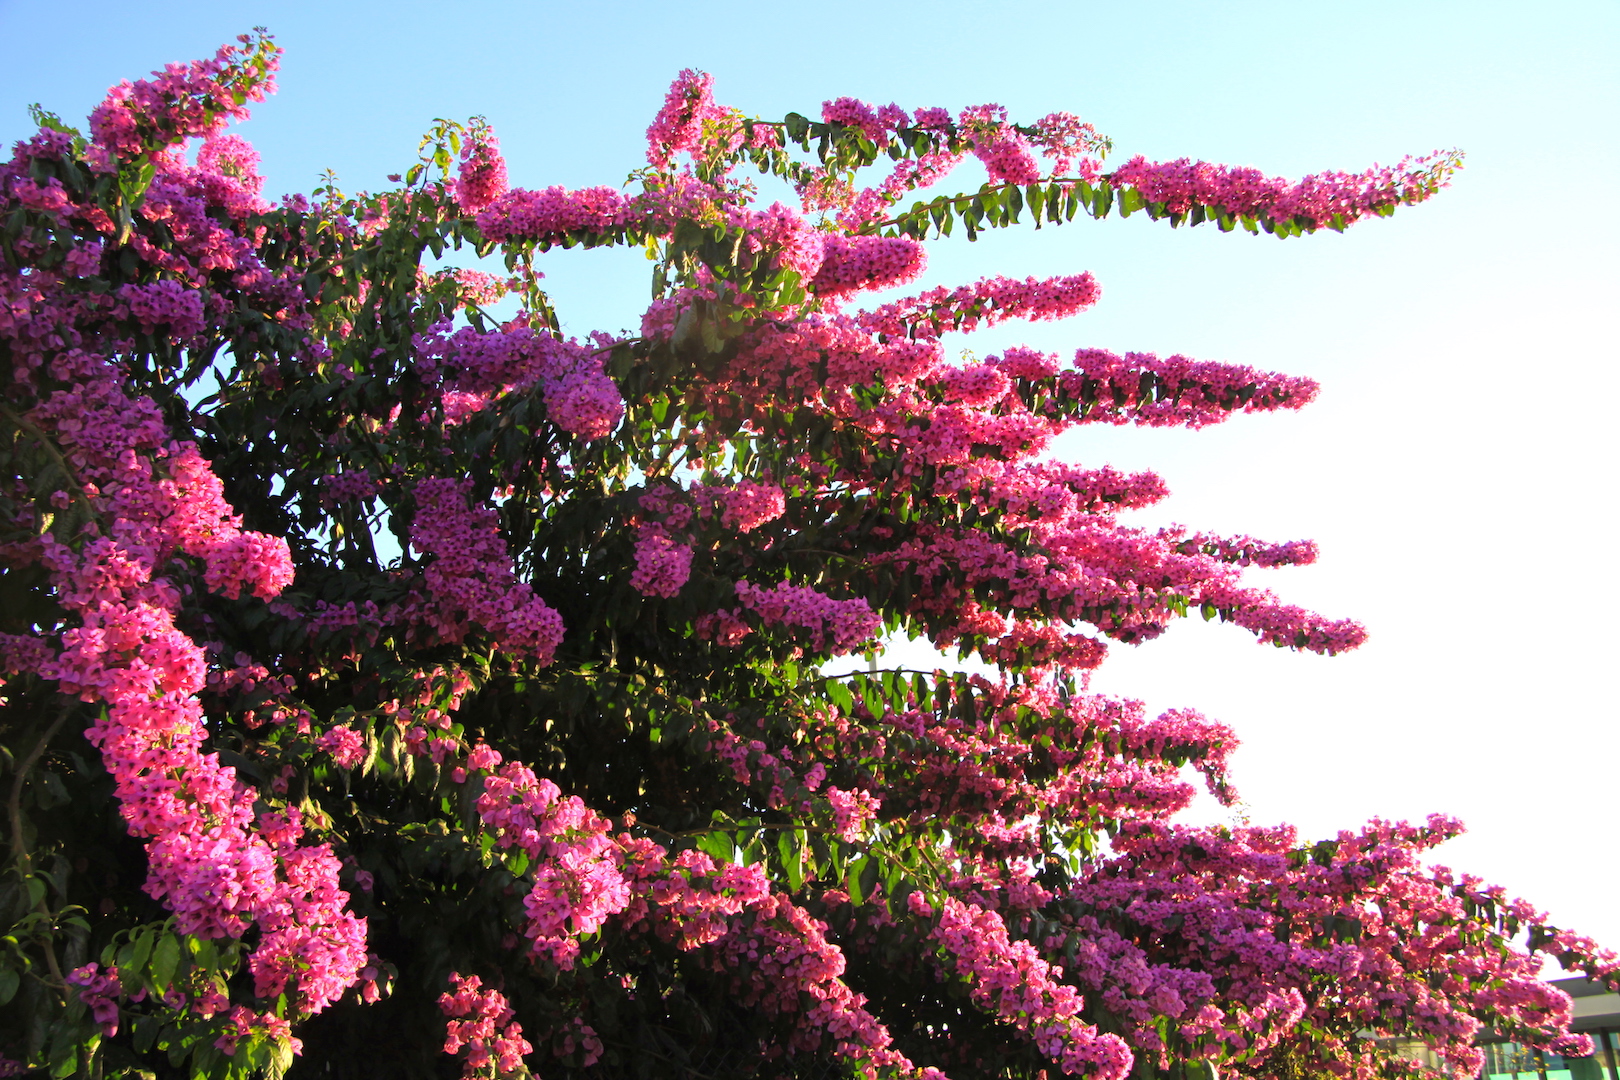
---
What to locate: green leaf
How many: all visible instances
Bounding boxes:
[857,854,880,902]
[777,831,803,892]
[269,1034,297,1079]
[826,680,853,715]
[846,854,868,904]
[911,672,931,711]
[783,112,812,147]
[1091,182,1113,218]
[0,967,17,1004]
[1027,184,1045,225]
[861,681,885,719]
[150,933,181,992]
[695,831,736,865]
[129,928,155,976]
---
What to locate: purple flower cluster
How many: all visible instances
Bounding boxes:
[409,478,566,664]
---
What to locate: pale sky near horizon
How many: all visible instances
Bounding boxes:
[2,1,1616,969]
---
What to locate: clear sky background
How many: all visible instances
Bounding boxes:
[3,0,1616,966]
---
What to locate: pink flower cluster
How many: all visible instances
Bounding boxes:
[20,376,363,1024]
[859,273,1101,339]
[525,844,634,968]
[810,234,928,298]
[28,378,293,604]
[942,460,1167,523]
[961,104,1041,185]
[455,124,508,214]
[464,747,630,969]
[67,963,122,1036]
[244,810,371,1010]
[875,509,1365,659]
[616,844,923,1075]
[733,580,880,654]
[1042,814,1610,1075]
[628,480,788,599]
[933,897,1134,1079]
[713,313,946,409]
[87,33,277,161]
[1198,581,1368,654]
[1028,111,1107,178]
[740,201,826,280]
[120,281,206,339]
[824,786,880,841]
[62,237,105,278]
[893,401,1057,466]
[714,479,786,532]
[316,725,366,770]
[193,134,269,219]
[409,478,565,664]
[1064,348,1320,428]
[618,843,771,950]
[1164,529,1319,568]
[475,184,628,242]
[630,527,694,598]
[646,68,725,167]
[1109,149,1461,229]
[821,97,910,145]
[438,973,532,1078]
[977,620,1109,672]
[413,320,623,439]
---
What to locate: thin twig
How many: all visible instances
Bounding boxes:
[6,701,73,997]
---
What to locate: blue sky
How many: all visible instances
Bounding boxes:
[3,0,1617,962]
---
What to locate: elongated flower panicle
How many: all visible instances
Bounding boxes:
[455,122,508,214]
[410,477,566,663]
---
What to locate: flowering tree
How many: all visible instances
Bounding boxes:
[0,30,1611,1080]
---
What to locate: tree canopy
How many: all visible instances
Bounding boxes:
[0,30,1611,1080]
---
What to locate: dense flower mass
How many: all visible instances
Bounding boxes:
[5,34,1604,1080]
[409,477,566,663]
[454,122,508,214]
